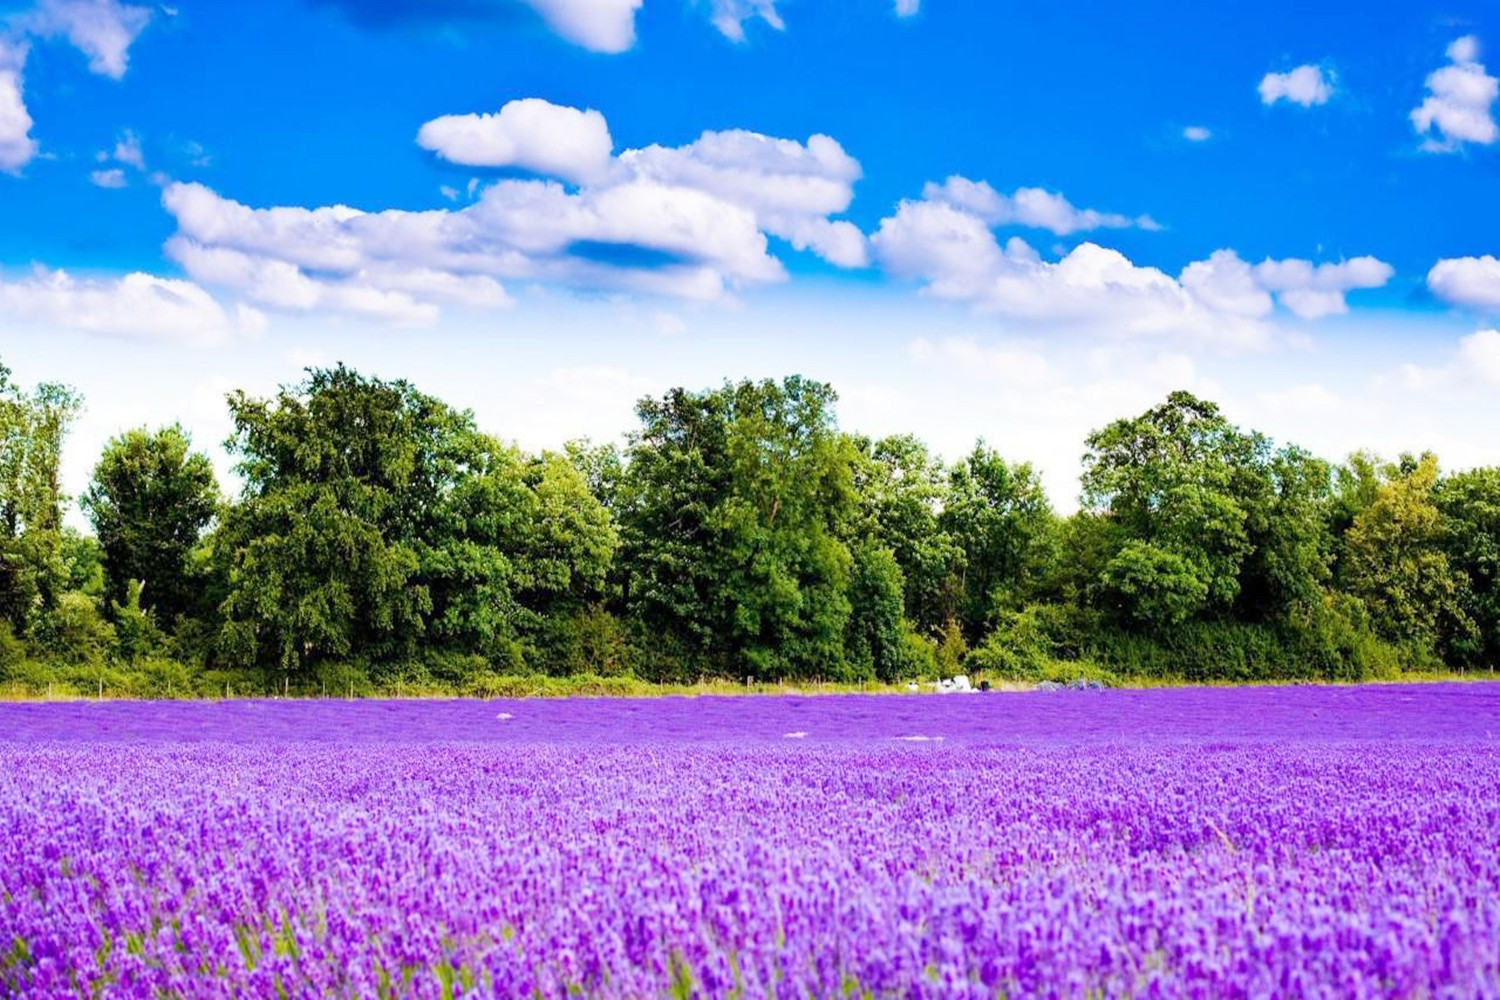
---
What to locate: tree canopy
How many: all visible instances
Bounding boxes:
[4,355,1499,696]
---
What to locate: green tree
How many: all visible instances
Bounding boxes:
[619,377,855,680]
[1435,466,1500,667]
[82,425,219,623]
[1082,391,1262,628]
[0,364,82,635]
[1343,453,1473,652]
[844,542,913,682]
[847,433,956,633]
[940,442,1054,641]
[1237,445,1333,621]
[218,366,491,678]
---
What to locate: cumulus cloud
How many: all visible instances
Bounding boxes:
[166,100,867,323]
[0,265,262,344]
[622,128,867,265]
[1258,64,1333,107]
[22,0,151,79]
[89,167,124,187]
[1412,35,1498,152]
[0,41,35,172]
[1428,255,1500,310]
[872,189,1392,342]
[893,0,919,14]
[920,176,1156,235]
[417,98,614,185]
[515,0,642,53]
[0,0,150,171]
[1250,256,1393,319]
[1182,125,1212,142]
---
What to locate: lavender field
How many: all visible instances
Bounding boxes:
[3,686,1499,998]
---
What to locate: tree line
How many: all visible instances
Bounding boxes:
[1,357,1495,697]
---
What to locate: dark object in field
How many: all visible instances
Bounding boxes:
[979,680,991,692]
[1037,679,1105,692]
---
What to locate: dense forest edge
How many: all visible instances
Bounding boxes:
[0,357,1495,700]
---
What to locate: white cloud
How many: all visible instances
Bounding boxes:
[921,176,1155,235]
[1250,256,1394,319]
[872,190,1392,341]
[1179,249,1273,318]
[1429,255,1500,310]
[516,0,642,54]
[109,128,143,168]
[0,40,35,172]
[0,265,261,344]
[23,0,151,79]
[1459,328,1500,385]
[89,166,125,187]
[1258,64,1333,107]
[894,0,919,14]
[0,1,150,172]
[1412,35,1498,152]
[707,0,784,42]
[1389,328,1500,393]
[623,128,867,265]
[1182,125,1212,142]
[417,98,613,185]
[169,102,867,323]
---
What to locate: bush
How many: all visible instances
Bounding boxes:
[0,623,26,682]
[966,605,1054,679]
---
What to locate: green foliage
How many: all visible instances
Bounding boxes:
[1435,467,1500,667]
[1083,391,1262,625]
[1100,540,1210,629]
[940,442,1054,641]
[0,622,25,681]
[965,604,1056,679]
[620,377,856,679]
[32,591,114,668]
[82,425,218,622]
[844,543,914,682]
[0,366,82,636]
[2,350,1492,694]
[848,434,957,632]
[1343,454,1474,650]
[110,579,165,665]
[934,617,967,676]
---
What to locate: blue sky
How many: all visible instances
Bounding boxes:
[0,0,1498,520]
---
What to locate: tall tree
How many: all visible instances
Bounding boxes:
[1081,391,1264,628]
[940,442,1054,641]
[82,425,219,624]
[620,377,855,679]
[847,433,956,633]
[1435,467,1500,667]
[218,366,492,676]
[1237,445,1334,621]
[0,363,82,634]
[844,542,913,682]
[1343,453,1473,651]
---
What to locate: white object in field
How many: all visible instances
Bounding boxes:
[934,675,974,694]
[496,712,514,720]
[905,681,919,692]
[783,731,809,739]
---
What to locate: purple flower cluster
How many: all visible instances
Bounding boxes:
[2,685,1498,998]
